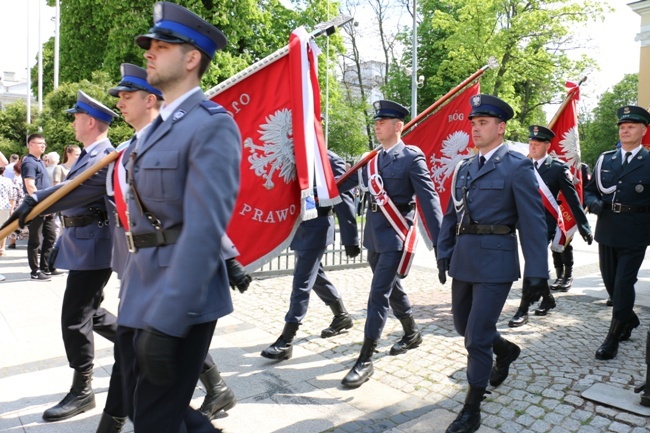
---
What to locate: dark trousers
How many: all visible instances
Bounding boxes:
[364,250,412,341]
[285,247,340,323]
[61,268,116,372]
[552,242,574,271]
[27,214,56,273]
[598,243,646,322]
[117,322,219,433]
[451,279,511,388]
[104,337,126,418]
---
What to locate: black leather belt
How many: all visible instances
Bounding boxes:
[456,224,514,235]
[370,202,415,213]
[605,203,650,213]
[125,228,181,251]
[317,207,333,217]
[62,215,103,228]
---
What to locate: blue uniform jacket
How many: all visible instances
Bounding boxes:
[119,90,242,337]
[437,145,548,283]
[339,142,442,253]
[290,150,358,251]
[584,148,650,248]
[536,155,590,239]
[35,139,115,271]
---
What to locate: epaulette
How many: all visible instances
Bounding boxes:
[200,100,227,115]
[602,149,617,155]
[506,149,526,160]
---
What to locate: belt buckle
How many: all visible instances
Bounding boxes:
[125,231,137,252]
[371,202,378,212]
[612,203,622,213]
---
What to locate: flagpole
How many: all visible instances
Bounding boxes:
[0,151,119,240]
[337,58,498,186]
[205,15,352,99]
[547,76,587,130]
[402,57,499,136]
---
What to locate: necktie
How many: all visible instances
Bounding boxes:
[79,148,87,160]
[623,151,632,168]
[478,155,486,170]
[535,161,539,170]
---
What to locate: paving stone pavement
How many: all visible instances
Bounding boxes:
[2,218,650,432]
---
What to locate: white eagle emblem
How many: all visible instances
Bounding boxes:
[429,131,472,192]
[243,108,296,190]
[550,126,581,184]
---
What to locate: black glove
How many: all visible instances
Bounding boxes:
[136,327,179,386]
[522,277,547,305]
[345,245,361,258]
[437,258,449,285]
[589,200,603,215]
[582,231,594,245]
[1,195,37,230]
[226,258,252,293]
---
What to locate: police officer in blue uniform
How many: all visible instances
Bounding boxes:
[437,95,549,433]
[118,3,241,431]
[338,100,443,389]
[584,105,650,360]
[4,90,120,422]
[508,125,592,327]
[261,150,360,361]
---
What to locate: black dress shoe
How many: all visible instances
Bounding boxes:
[557,277,573,292]
[508,311,528,328]
[550,277,563,291]
[534,296,556,316]
[490,341,521,387]
[606,298,613,307]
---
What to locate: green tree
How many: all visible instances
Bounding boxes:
[580,73,638,166]
[387,0,603,141]
[0,100,39,155]
[38,71,132,156]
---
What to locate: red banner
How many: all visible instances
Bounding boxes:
[403,82,480,212]
[549,81,582,239]
[210,29,333,270]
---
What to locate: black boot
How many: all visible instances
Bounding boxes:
[557,267,573,292]
[489,337,521,387]
[508,307,529,328]
[619,311,640,342]
[199,365,237,419]
[533,293,556,316]
[261,322,300,360]
[389,315,423,355]
[445,386,486,433]
[43,369,96,422]
[321,299,353,338]
[95,411,127,433]
[550,267,564,290]
[595,318,626,360]
[341,338,377,388]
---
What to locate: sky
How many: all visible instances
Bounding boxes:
[0,0,642,111]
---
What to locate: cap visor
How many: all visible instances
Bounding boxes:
[108,85,137,97]
[136,32,187,49]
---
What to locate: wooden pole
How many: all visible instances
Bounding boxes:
[402,60,497,136]
[547,76,587,130]
[337,60,497,186]
[0,151,119,240]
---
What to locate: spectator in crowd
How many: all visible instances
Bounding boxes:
[52,145,81,185]
[4,154,19,180]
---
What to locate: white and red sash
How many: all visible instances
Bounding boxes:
[110,149,129,231]
[533,168,566,252]
[367,154,418,278]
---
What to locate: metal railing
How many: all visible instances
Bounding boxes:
[252,200,369,277]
